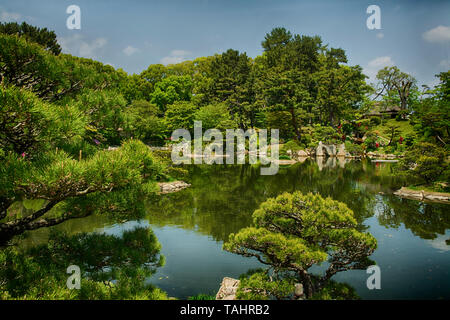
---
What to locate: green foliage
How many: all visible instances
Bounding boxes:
[309,124,341,146]
[411,71,450,145]
[151,75,193,112]
[281,140,302,156]
[383,123,401,147]
[193,103,236,131]
[164,101,198,133]
[197,49,255,128]
[126,100,166,143]
[0,140,166,243]
[0,227,168,299]
[363,131,379,151]
[369,117,381,126]
[0,34,126,101]
[375,66,417,115]
[236,270,295,300]
[399,142,448,185]
[0,85,86,156]
[65,89,128,145]
[266,111,296,140]
[120,74,153,103]
[311,280,359,300]
[345,141,363,156]
[0,21,61,55]
[224,191,377,299]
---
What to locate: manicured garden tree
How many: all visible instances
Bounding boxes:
[0,227,167,299]
[383,123,401,147]
[224,191,377,299]
[399,142,447,185]
[0,85,166,244]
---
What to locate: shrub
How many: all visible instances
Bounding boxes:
[370,117,381,126]
[224,191,377,299]
[345,142,363,156]
[281,140,302,156]
[399,142,447,185]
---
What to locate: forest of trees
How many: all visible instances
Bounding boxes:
[0,22,448,300]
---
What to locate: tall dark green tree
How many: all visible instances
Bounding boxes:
[0,21,61,55]
[257,28,322,140]
[198,49,254,128]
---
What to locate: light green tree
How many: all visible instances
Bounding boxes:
[224,191,377,299]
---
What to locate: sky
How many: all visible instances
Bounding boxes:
[1,0,449,86]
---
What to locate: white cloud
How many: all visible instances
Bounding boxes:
[365,56,395,82]
[160,49,191,65]
[423,25,450,44]
[367,56,394,69]
[0,9,21,22]
[58,34,107,59]
[123,45,139,56]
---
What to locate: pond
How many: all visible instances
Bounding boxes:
[18,159,450,299]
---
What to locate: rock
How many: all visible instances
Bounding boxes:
[294,283,304,297]
[316,141,324,157]
[157,181,191,194]
[216,277,240,300]
[337,144,346,157]
[394,187,450,203]
[297,150,309,157]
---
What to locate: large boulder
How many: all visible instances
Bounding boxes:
[216,277,240,300]
[337,144,346,157]
[297,150,309,158]
[316,141,324,157]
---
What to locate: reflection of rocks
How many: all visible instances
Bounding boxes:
[158,181,191,194]
[216,277,240,300]
[394,187,450,203]
[326,157,336,168]
[337,157,349,168]
[367,152,402,160]
[317,156,324,171]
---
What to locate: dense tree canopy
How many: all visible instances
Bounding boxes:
[0,21,448,300]
[0,21,61,55]
[224,191,377,299]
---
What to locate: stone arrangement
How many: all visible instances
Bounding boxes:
[157,181,191,194]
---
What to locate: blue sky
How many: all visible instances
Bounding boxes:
[1,0,449,86]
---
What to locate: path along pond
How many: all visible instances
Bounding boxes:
[17,159,450,299]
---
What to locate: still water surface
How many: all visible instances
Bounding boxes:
[21,159,450,299]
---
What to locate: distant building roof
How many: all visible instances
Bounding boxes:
[364,102,401,116]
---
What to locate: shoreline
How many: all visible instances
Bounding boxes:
[393,187,450,204]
